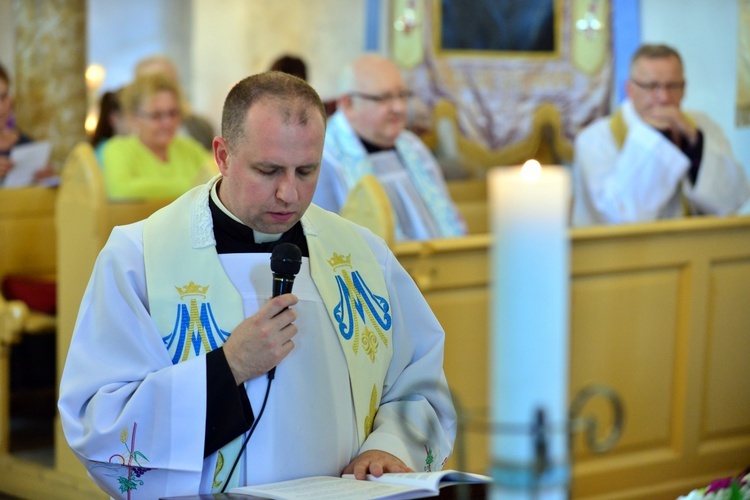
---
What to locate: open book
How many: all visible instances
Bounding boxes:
[228,469,492,499]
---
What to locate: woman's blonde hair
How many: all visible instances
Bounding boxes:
[120,73,183,115]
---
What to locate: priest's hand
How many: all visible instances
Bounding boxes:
[343,450,413,480]
[222,293,299,385]
[643,104,698,146]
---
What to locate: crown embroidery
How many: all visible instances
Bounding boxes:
[327,252,352,270]
[175,281,209,298]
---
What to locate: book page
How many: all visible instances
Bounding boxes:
[342,469,493,491]
[229,475,431,500]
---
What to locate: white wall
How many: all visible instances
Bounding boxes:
[641,0,750,174]
[87,0,192,96]
[190,0,368,131]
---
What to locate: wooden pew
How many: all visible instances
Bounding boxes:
[53,143,173,489]
[0,186,57,454]
[393,216,750,499]
[447,178,488,234]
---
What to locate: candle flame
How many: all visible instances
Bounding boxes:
[520,159,542,182]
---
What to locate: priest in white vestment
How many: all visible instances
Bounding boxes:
[572,44,750,226]
[58,72,456,499]
[313,54,467,241]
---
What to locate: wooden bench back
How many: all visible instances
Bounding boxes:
[54,142,173,476]
[393,216,750,499]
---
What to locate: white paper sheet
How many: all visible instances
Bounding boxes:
[3,141,52,188]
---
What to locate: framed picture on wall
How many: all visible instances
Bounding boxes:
[435,0,562,57]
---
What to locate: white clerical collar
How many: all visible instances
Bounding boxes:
[211,178,282,244]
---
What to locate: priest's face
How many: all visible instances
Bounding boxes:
[626,55,686,121]
[214,98,325,234]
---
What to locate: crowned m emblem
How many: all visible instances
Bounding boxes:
[329,253,391,362]
[162,281,231,364]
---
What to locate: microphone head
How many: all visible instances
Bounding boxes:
[270,243,302,277]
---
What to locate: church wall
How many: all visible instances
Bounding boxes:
[641,0,750,175]
[190,0,369,132]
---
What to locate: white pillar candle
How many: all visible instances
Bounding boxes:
[489,160,571,499]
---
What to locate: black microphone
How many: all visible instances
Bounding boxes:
[271,242,302,297]
[268,243,302,380]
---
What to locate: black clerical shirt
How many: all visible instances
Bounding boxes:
[658,129,704,185]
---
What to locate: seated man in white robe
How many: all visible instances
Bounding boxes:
[572,43,750,226]
[313,54,467,241]
[58,71,456,498]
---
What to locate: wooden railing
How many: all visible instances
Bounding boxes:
[393,216,750,499]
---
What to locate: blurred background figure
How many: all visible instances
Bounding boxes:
[269,53,308,81]
[135,54,215,150]
[101,73,215,200]
[0,63,31,183]
[90,89,127,163]
[0,62,54,186]
[268,53,338,117]
[314,54,466,241]
[571,44,750,226]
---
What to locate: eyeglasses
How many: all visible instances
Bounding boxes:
[630,78,685,93]
[349,90,414,104]
[139,109,181,121]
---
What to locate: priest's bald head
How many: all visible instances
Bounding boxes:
[336,54,413,149]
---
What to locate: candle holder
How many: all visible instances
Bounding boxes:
[451,384,624,499]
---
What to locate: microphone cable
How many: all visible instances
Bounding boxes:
[220,369,275,493]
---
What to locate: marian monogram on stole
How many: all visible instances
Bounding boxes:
[161,280,231,364]
[328,252,391,360]
[328,252,392,438]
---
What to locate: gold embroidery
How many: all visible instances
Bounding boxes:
[361,327,379,362]
[212,451,225,489]
[182,298,211,361]
[364,385,379,439]
[327,252,352,269]
[175,281,209,297]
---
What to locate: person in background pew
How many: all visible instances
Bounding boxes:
[101,73,217,200]
[90,89,127,164]
[572,43,750,226]
[0,62,54,186]
[136,54,216,151]
[268,53,308,81]
[312,54,467,241]
[58,71,456,498]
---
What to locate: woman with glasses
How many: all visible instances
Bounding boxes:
[102,73,215,200]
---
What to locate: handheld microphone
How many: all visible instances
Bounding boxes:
[268,243,302,380]
[271,242,302,297]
